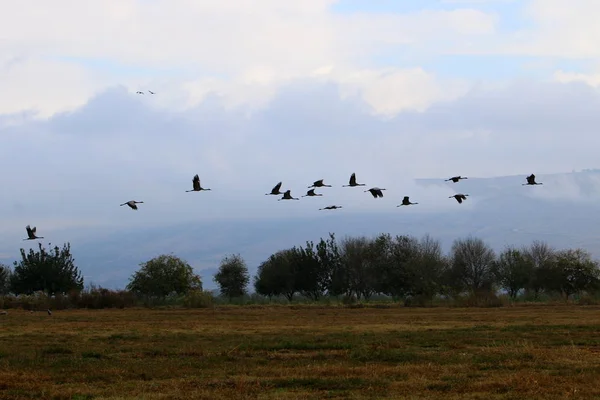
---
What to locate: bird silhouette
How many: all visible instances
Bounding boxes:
[308,179,332,188]
[319,205,342,210]
[23,225,43,240]
[397,196,418,207]
[449,194,469,204]
[523,174,543,186]
[136,91,144,95]
[365,187,386,198]
[302,189,322,197]
[120,200,144,210]
[343,173,366,187]
[278,190,299,201]
[148,90,155,94]
[186,174,211,192]
[266,182,285,195]
[445,176,468,183]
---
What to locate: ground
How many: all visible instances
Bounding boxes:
[1,305,599,399]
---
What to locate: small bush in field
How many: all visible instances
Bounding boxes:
[183,289,214,308]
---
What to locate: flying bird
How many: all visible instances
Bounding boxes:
[445,176,468,183]
[120,200,144,210]
[148,90,155,94]
[449,194,469,204]
[302,189,323,197]
[397,196,418,207]
[308,179,332,188]
[343,173,366,187]
[365,187,386,198]
[319,205,342,210]
[136,91,144,95]
[279,190,299,201]
[266,182,285,196]
[23,225,43,240]
[47,309,52,316]
[523,174,543,186]
[186,174,211,192]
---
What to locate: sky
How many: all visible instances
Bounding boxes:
[2,0,600,256]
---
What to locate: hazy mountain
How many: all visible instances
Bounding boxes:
[3,170,600,290]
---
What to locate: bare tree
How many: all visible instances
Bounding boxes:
[449,237,496,294]
[522,240,556,299]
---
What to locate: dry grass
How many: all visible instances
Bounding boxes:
[1,305,600,399]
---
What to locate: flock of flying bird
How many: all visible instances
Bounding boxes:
[22,168,543,241]
[109,173,543,212]
[21,126,544,242]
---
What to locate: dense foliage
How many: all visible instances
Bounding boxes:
[10,242,84,295]
[1,233,600,310]
[126,254,202,298]
[214,253,250,299]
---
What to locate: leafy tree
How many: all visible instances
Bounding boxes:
[494,247,534,299]
[449,237,496,294]
[127,254,202,298]
[0,264,11,295]
[254,249,297,301]
[315,233,345,297]
[291,242,326,301]
[549,249,600,299]
[10,242,83,295]
[213,253,249,299]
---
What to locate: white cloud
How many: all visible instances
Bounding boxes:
[0,1,498,117]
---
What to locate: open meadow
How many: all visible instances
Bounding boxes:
[1,305,600,399]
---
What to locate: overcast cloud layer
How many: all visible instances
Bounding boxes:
[2,0,600,273]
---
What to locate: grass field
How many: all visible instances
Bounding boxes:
[1,305,600,399]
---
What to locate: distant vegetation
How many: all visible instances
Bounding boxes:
[1,233,600,310]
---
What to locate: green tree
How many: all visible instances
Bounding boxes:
[494,247,534,299]
[10,242,83,295]
[213,253,249,299]
[550,249,600,299]
[254,249,297,301]
[127,254,202,298]
[0,263,11,295]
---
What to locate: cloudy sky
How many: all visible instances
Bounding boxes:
[2,0,600,244]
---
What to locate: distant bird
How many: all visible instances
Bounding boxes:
[308,179,332,188]
[343,173,366,187]
[266,182,285,196]
[136,91,144,94]
[449,194,469,204]
[319,205,342,210]
[365,187,386,198]
[186,174,211,192]
[302,189,322,197]
[445,176,468,183]
[120,200,144,210]
[47,309,52,316]
[523,174,543,186]
[148,90,155,94]
[23,225,43,240]
[279,190,299,201]
[397,196,418,207]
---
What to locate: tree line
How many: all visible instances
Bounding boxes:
[1,233,600,310]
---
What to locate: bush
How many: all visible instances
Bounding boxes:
[182,289,214,308]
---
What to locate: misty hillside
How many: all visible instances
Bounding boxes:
[4,170,600,290]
